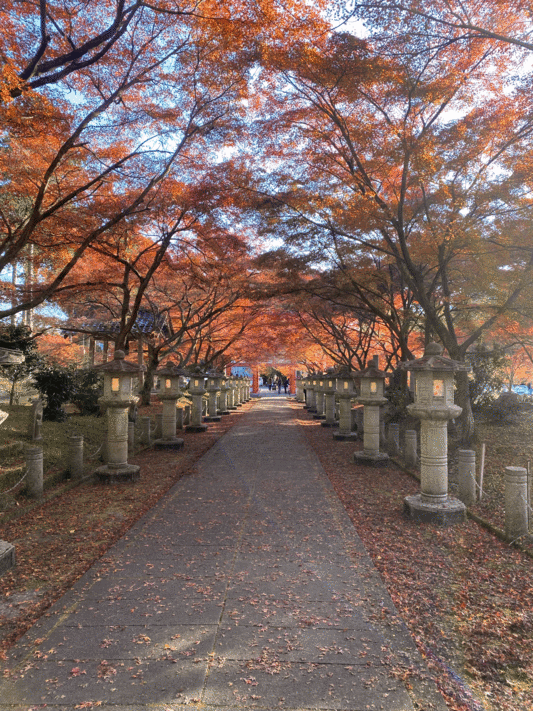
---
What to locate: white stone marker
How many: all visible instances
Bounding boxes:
[505,466,529,541]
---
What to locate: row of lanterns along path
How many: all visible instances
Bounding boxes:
[296,343,470,526]
[92,352,251,483]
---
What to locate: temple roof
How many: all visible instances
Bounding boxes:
[62,310,169,339]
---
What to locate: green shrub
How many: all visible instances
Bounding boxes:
[72,370,103,415]
[466,346,508,408]
[32,363,75,421]
[486,391,520,424]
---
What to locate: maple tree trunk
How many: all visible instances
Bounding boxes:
[140,347,159,406]
[455,369,475,445]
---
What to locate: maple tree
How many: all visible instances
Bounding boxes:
[255,247,420,370]
[0,0,330,321]
[58,215,257,402]
[242,19,533,439]
[349,1,533,53]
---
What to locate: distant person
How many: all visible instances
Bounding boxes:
[277,379,282,394]
[284,379,289,394]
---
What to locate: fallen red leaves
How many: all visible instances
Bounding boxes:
[294,403,533,711]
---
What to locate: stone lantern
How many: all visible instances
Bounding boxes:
[185,367,208,432]
[301,375,310,407]
[235,375,245,406]
[93,350,143,482]
[306,375,317,412]
[0,348,24,427]
[205,371,223,422]
[154,363,185,450]
[321,370,339,428]
[226,376,238,411]
[354,365,389,465]
[244,375,251,401]
[401,342,470,524]
[218,374,230,415]
[313,376,326,420]
[333,369,359,441]
[295,376,305,403]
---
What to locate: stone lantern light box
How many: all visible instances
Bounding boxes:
[336,371,357,396]
[359,369,385,399]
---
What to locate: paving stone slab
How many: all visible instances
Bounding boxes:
[10,623,217,663]
[79,571,228,601]
[1,658,207,705]
[16,595,225,644]
[214,623,387,663]
[202,659,414,710]
[221,596,372,629]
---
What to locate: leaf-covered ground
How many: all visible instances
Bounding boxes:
[0,402,250,657]
[294,403,533,711]
[1,398,532,711]
[466,406,533,533]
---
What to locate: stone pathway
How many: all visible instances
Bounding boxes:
[0,397,446,710]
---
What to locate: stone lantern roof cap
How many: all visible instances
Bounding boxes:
[401,342,470,372]
[334,366,361,380]
[93,350,145,373]
[157,361,186,377]
[359,366,388,379]
[207,370,224,378]
[0,347,24,365]
[187,365,208,378]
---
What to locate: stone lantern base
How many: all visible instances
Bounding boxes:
[154,436,184,450]
[95,463,140,484]
[0,540,15,576]
[354,450,389,467]
[186,423,208,433]
[404,494,466,525]
[204,415,221,422]
[321,420,339,428]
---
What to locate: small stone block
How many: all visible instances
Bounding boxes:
[403,494,466,525]
[0,540,15,576]
[333,432,358,441]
